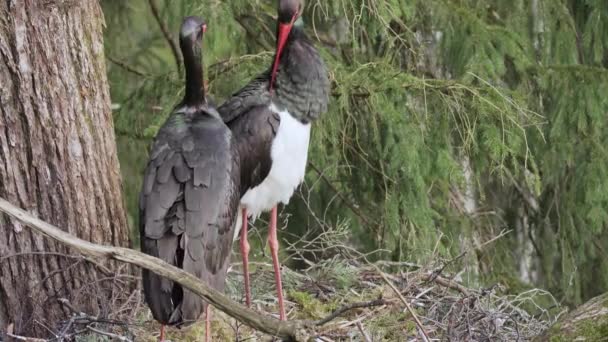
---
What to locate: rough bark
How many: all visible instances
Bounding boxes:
[534,293,608,341]
[0,0,129,337]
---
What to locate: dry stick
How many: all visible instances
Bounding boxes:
[314,299,388,326]
[372,265,431,342]
[106,56,147,77]
[355,322,372,342]
[0,198,308,342]
[422,274,471,296]
[147,0,182,74]
[308,162,374,229]
[430,229,512,282]
[86,326,132,342]
[5,333,47,342]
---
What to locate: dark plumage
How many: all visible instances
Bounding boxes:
[139,16,240,327]
[218,25,329,194]
[217,0,330,320]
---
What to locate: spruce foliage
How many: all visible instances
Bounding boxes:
[102,0,608,305]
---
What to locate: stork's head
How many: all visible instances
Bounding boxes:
[278,0,302,24]
[179,16,207,48]
[269,0,303,92]
[179,16,208,106]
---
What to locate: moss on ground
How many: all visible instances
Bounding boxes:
[535,293,608,342]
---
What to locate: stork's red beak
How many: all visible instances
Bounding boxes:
[269,13,298,92]
[202,24,207,33]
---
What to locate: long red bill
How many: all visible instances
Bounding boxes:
[270,9,300,92]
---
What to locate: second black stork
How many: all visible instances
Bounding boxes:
[139,16,240,342]
[218,0,330,320]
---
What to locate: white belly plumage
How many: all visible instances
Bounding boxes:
[241,103,311,220]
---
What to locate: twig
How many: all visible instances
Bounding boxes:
[421,273,471,296]
[315,298,389,326]
[0,197,310,342]
[5,333,47,342]
[355,322,372,342]
[430,229,512,281]
[106,56,147,77]
[57,298,84,316]
[234,15,272,50]
[372,265,431,342]
[308,162,375,229]
[86,326,131,342]
[373,260,421,269]
[147,0,182,74]
[57,315,77,341]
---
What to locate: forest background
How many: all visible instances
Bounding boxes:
[102,0,608,310]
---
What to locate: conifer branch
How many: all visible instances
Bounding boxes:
[106,56,148,78]
[148,0,182,75]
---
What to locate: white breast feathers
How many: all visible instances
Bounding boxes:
[239,102,311,220]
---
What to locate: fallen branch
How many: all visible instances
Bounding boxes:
[0,197,310,341]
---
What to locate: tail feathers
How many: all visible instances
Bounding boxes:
[144,268,206,326]
[142,268,175,324]
[178,289,206,323]
[142,238,231,326]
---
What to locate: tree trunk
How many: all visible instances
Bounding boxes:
[0,0,130,337]
[534,293,608,341]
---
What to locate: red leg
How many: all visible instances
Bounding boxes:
[205,305,211,342]
[240,208,252,307]
[268,206,286,320]
[159,325,165,342]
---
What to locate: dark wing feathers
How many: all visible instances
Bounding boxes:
[217,71,280,194]
[173,157,190,183]
[140,112,240,326]
[217,72,271,124]
[193,165,211,187]
[222,104,280,194]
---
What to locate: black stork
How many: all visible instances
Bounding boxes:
[218,0,330,320]
[139,16,240,342]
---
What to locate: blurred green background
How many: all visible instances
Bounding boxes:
[101,0,608,307]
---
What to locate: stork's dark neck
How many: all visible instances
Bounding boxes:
[181,40,206,107]
[271,26,330,124]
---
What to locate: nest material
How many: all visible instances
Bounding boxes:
[35,257,557,341]
[222,259,558,341]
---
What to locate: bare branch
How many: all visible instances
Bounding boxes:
[356,322,372,342]
[0,197,310,341]
[421,273,471,295]
[372,265,431,342]
[315,298,389,326]
[147,0,182,74]
[5,332,47,342]
[308,162,375,229]
[86,326,132,342]
[106,56,148,77]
